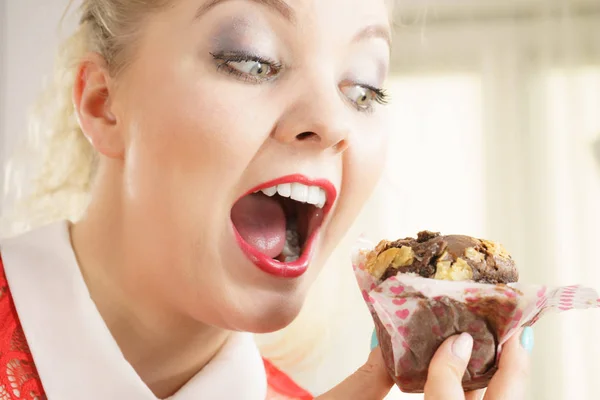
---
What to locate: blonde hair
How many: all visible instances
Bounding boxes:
[1,0,396,379]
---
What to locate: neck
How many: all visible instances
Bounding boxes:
[70,187,229,399]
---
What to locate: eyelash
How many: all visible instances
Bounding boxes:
[368,86,389,105]
[359,84,389,112]
[210,51,389,112]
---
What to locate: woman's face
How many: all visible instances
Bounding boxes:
[109,0,391,333]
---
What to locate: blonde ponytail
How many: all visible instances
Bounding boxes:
[2,24,92,237]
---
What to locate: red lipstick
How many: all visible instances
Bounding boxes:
[232,174,337,278]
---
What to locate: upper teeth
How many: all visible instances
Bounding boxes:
[258,183,327,209]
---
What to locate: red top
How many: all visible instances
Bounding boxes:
[0,256,313,400]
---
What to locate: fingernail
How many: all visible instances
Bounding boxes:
[452,333,473,361]
[520,327,534,354]
[370,328,379,351]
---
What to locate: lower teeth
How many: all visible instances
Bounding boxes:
[281,221,301,262]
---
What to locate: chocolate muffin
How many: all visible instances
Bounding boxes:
[365,231,520,393]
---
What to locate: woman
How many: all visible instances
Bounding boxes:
[0,0,533,399]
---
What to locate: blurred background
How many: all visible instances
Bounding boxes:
[1,0,600,399]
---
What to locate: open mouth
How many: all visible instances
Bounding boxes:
[231,176,336,278]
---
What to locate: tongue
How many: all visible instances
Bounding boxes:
[231,194,286,259]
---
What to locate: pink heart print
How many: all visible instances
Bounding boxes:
[431,325,442,336]
[393,298,407,306]
[395,309,410,320]
[390,286,405,295]
[397,326,410,337]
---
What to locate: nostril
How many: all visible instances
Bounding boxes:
[296,132,319,141]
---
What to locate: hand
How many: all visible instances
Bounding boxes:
[316,347,394,400]
[425,328,533,400]
[315,327,532,400]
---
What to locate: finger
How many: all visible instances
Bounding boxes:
[466,390,485,400]
[485,327,532,400]
[318,347,394,400]
[424,333,473,400]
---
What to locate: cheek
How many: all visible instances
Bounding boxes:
[347,122,388,202]
[327,123,388,242]
[357,113,390,177]
[120,68,275,226]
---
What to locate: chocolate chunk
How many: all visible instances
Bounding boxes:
[416,230,441,243]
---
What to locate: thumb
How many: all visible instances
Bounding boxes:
[318,347,394,400]
[424,333,473,400]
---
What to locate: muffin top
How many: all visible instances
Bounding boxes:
[365,231,518,284]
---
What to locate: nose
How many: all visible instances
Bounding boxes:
[271,85,350,154]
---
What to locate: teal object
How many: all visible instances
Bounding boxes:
[370,328,379,351]
[520,327,534,354]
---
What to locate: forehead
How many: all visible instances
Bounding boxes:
[196,0,390,26]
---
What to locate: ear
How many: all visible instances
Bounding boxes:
[73,53,124,159]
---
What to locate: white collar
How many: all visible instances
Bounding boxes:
[0,221,267,400]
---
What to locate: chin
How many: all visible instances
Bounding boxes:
[233,294,305,334]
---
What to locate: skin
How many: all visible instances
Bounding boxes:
[70,0,530,398]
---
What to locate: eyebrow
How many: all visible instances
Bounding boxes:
[195,0,295,23]
[354,24,392,50]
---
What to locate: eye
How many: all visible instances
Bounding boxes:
[227,60,273,78]
[211,52,281,82]
[341,84,388,111]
